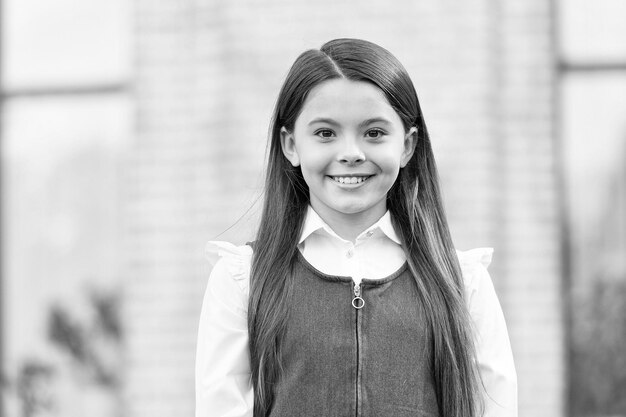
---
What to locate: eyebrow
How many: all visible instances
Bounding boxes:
[307,117,392,128]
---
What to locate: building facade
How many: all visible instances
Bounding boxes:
[126,1,562,416]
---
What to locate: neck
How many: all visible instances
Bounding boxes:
[311,204,386,242]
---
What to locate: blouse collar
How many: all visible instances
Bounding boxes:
[299,205,402,245]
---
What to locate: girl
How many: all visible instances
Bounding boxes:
[196,38,517,417]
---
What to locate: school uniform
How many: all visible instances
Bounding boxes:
[196,206,517,417]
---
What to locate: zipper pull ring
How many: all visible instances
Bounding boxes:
[352,282,365,309]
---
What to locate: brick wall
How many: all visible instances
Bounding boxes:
[489,2,564,416]
[125,0,563,415]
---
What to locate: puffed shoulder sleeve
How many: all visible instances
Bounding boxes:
[457,248,518,417]
[195,241,253,417]
[204,241,252,302]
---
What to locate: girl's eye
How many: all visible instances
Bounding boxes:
[366,129,385,139]
[315,129,335,139]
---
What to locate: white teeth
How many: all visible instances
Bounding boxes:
[332,176,370,184]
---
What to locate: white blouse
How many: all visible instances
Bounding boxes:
[196,207,517,417]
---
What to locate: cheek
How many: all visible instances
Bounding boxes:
[297,147,330,176]
[301,166,329,189]
[297,159,324,190]
[376,149,405,174]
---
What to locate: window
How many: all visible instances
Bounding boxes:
[559,0,626,414]
[1,1,131,415]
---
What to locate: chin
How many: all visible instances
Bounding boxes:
[332,202,377,216]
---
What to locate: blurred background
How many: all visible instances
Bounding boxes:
[0,0,625,416]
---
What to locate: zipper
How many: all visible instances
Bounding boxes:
[352,281,363,416]
[352,282,364,309]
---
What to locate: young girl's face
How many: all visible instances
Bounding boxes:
[281,78,416,225]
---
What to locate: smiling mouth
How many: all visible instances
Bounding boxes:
[330,175,373,184]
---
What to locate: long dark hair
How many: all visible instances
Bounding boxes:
[249,38,482,417]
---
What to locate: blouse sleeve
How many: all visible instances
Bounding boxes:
[195,241,254,417]
[457,248,518,417]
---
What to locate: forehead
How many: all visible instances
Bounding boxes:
[296,78,400,125]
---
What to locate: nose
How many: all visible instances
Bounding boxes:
[338,137,365,165]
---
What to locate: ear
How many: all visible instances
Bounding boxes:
[280,127,300,167]
[400,126,418,167]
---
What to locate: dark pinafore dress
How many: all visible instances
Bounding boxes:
[268,252,439,417]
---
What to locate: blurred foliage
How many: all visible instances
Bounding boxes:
[570,279,626,416]
[48,287,123,387]
[2,286,123,416]
[15,360,55,417]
